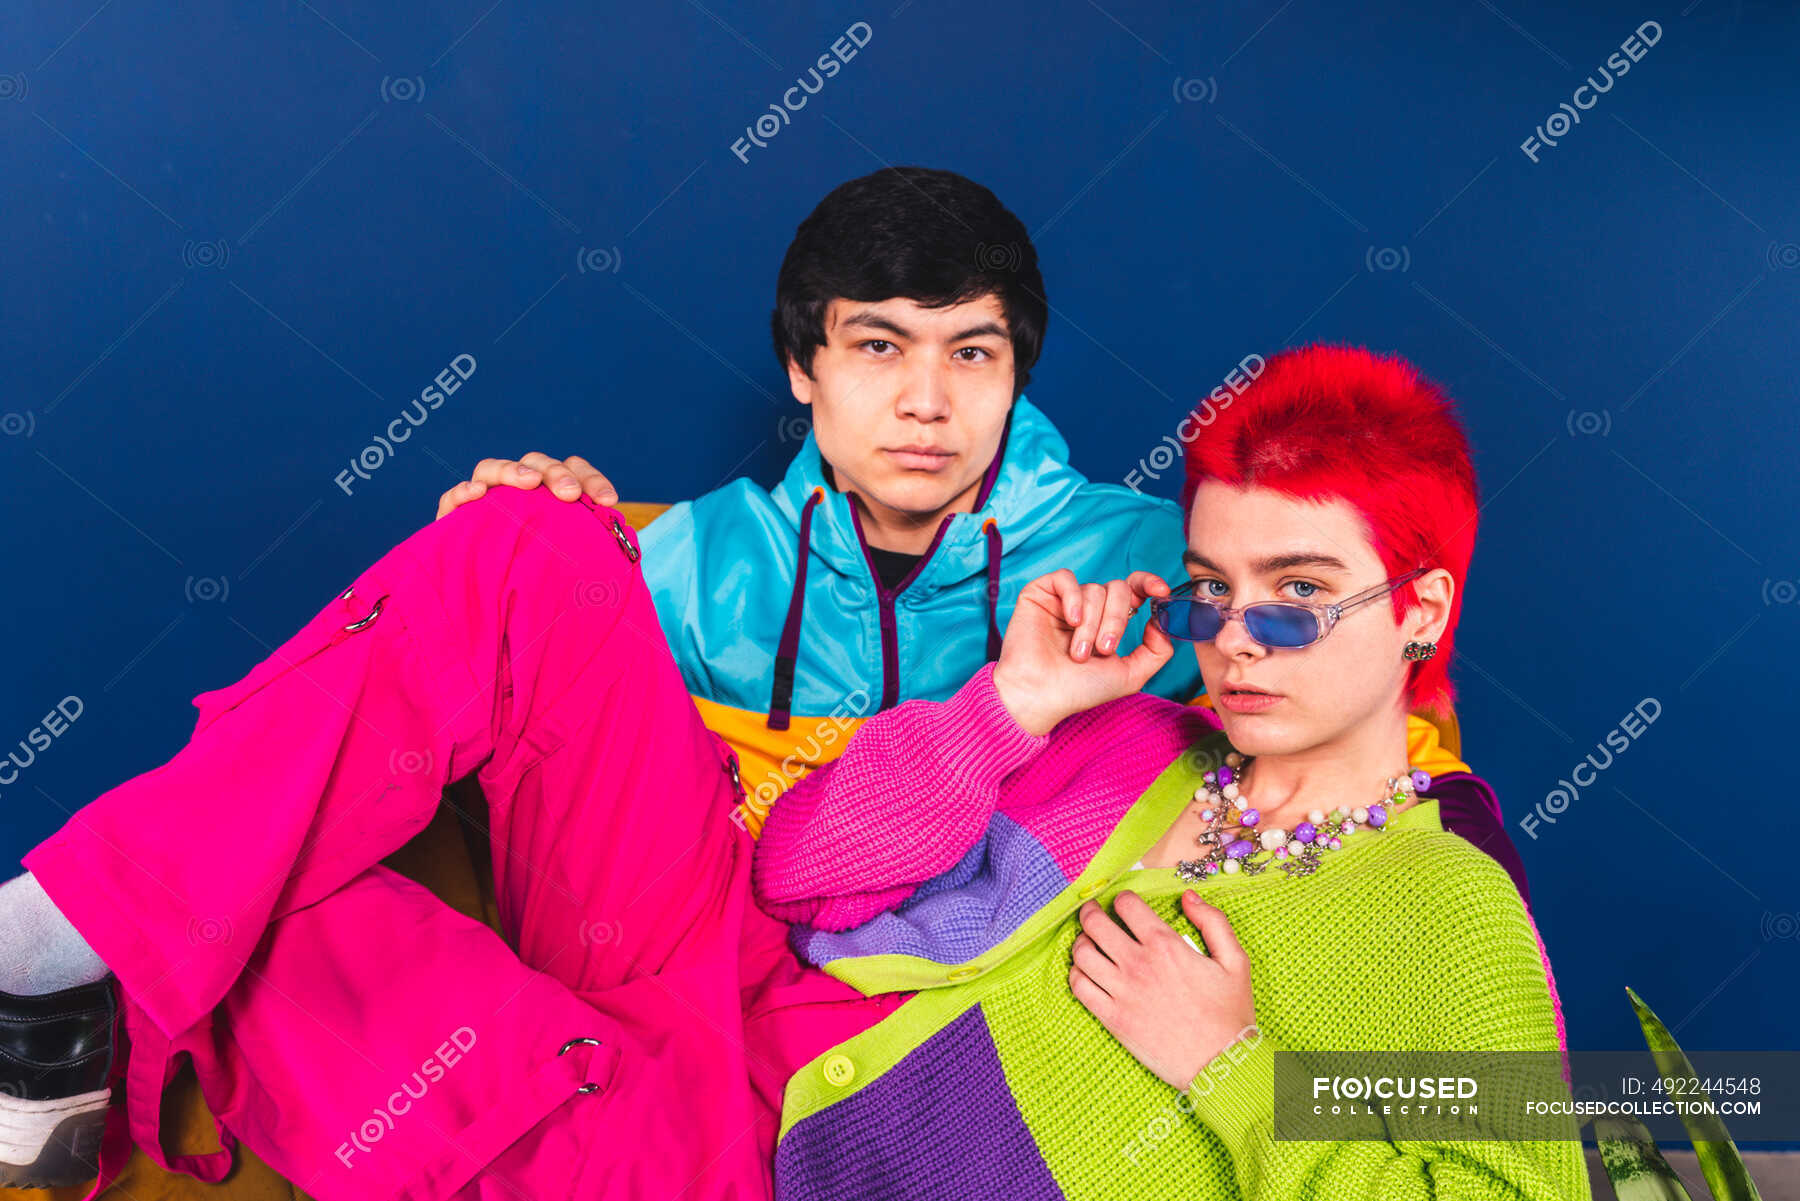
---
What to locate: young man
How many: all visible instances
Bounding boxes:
[434,168,1470,834]
[434,167,1221,834]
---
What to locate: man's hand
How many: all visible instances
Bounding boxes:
[435,453,617,520]
[1070,891,1259,1091]
[990,569,1176,736]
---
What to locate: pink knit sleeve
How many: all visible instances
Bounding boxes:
[751,662,1049,931]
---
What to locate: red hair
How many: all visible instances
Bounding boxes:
[1179,344,1479,717]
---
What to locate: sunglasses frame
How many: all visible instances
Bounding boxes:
[1149,566,1429,649]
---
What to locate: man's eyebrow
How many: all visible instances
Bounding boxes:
[834,309,1008,344]
[948,321,1008,342]
[837,309,913,339]
[1182,549,1353,574]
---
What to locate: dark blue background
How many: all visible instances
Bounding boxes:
[4,0,1796,1094]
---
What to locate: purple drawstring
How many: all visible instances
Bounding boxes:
[983,518,1004,661]
[769,432,1010,725]
[767,486,824,731]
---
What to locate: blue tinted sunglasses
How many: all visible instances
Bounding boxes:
[1149,567,1428,649]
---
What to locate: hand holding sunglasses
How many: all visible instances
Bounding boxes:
[991,569,1177,737]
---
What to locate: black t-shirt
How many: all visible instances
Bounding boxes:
[866,545,924,592]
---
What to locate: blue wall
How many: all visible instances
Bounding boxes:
[4,0,1796,1082]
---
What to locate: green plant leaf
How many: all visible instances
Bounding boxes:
[1594,1115,1694,1200]
[1626,986,1763,1201]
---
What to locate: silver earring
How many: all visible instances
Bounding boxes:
[1403,641,1437,661]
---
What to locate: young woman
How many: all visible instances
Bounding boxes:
[0,345,1568,1201]
[749,343,1584,1197]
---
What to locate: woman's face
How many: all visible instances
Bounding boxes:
[1182,479,1451,757]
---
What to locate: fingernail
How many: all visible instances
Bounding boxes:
[517,466,538,478]
[1073,640,1089,658]
[556,480,579,494]
[599,491,618,505]
[1099,634,1115,652]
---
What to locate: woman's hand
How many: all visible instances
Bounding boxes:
[435,453,617,519]
[990,569,1175,736]
[1069,890,1259,1091]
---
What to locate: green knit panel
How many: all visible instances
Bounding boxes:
[984,831,1588,1198]
[984,887,1235,1198]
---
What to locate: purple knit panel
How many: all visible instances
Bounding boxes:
[773,1005,1064,1201]
[789,812,1070,968]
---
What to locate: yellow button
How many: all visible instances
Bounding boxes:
[821,1054,856,1087]
[946,965,982,982]
[1077,875,1111,900]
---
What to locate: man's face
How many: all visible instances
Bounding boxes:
[787,295,1016,534]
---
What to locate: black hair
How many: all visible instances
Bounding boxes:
[771,167,1049,397]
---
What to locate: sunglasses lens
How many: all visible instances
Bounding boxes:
[1157,599,1224,641]
[1243,604,1322,648]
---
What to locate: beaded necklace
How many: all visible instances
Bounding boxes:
[1173,750,1432,883]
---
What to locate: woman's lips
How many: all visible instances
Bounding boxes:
[1218,689,1282,714]
[884,447,955,471]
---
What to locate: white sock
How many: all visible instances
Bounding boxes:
[0,872,109,995]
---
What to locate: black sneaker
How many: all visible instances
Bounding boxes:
[0,977,117,1188]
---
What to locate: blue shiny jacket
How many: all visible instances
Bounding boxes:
[637,396,1204,727]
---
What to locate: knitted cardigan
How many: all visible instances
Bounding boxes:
[752,663,1587,1200]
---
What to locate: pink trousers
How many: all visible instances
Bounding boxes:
[24,488,902,1201]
